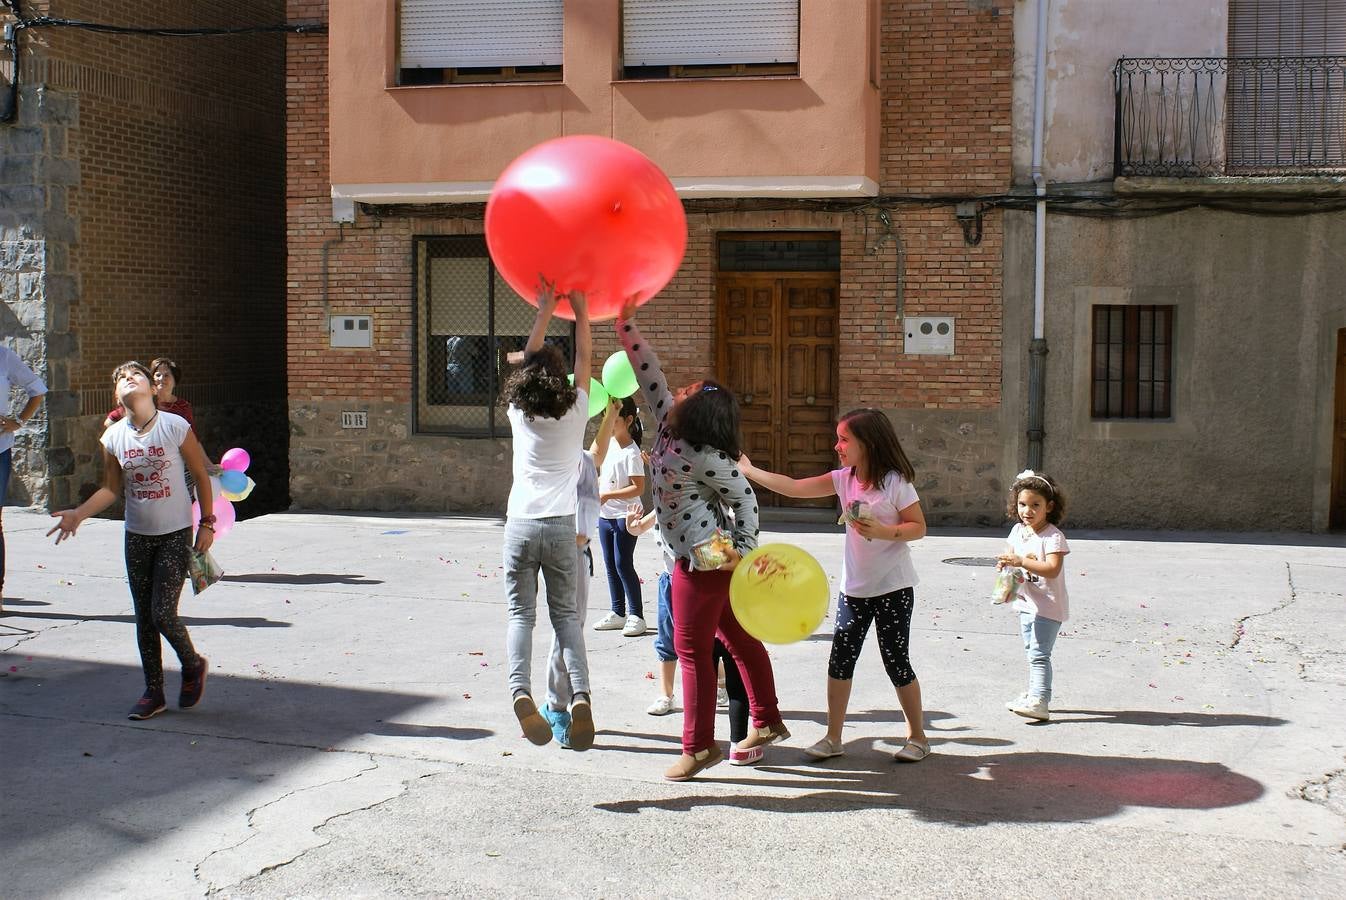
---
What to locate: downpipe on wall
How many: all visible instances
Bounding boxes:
[1026,0,1050,471]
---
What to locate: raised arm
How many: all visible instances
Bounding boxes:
[590,398,620,466]
[615,311,674,429]
[523,280,560,356]
[570,290,592,387]
[737,453,836,499]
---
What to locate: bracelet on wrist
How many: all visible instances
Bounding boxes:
[199,514,217,525]
[198,523,215,532]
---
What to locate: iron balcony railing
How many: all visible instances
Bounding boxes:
[1114,56,1346,177]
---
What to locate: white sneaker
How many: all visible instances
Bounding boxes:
[592,612,625,631]
[622,615,647,637]
[1005,693,1029,711]
[646,695,675,716]
[1009,695,1050,721]
[716,686,729,708]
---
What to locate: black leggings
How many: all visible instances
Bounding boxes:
[598,516,643,618]
[125,527,199,692]
[827,588,916,687]
[713,638,749,743]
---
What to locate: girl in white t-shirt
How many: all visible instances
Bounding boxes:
[591,397,647,637]
[48,361,215,721]
[997,469,1070,723]
[739,408,931,763]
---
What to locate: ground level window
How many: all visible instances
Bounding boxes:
[1091,305,1173,419]
[415,236,572,436]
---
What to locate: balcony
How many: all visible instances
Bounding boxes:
[1114,56,1346,178]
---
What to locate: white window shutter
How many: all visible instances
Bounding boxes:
[623,0,800,67]
[401,0,563,69]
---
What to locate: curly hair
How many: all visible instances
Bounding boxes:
[666,379,741,459]
[1008,470,1066,524]
[502,344,577,420]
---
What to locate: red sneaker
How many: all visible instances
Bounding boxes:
[179,657,208,709]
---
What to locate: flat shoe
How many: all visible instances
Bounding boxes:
[804,737,844,760]
[512,694,552,746]
[894,739,930,763]
[568,699,595,752]
[664,745,724,781]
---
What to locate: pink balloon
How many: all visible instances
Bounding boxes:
[193,497,236,539]
[220,448,250,472]
[485,136,687,321]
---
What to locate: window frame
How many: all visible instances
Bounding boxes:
[618,0,801,81]
[1089,304,1175,421]
[412,235,574,438]
[396,0,564,87]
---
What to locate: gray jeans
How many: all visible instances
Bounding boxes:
[503,516,590,701]
[546,542,591,710]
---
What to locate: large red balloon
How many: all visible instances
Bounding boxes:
[485,136,687,321]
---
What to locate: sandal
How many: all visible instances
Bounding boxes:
[893,739,930,763]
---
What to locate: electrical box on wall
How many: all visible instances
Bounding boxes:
[903,316,955,355]
[330,315,372,348]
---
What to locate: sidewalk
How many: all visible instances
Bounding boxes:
[2,506,1344,898]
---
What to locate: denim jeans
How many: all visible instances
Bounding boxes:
[652,570,675,663]
[1019,611,1063,702]
[597,517,643,618]
[546,543,591,710]
[503,515,589,701]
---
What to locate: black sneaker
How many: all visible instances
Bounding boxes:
[128,691,167,720]
[179,657,208,709]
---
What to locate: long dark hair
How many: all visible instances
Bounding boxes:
[839,408,915,488]
[618,396,644,448]
[502,344,577,420]
[666,379,741,459]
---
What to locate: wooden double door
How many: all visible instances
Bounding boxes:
[717,272,840,508]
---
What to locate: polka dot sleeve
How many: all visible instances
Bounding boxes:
[616,319,674,428]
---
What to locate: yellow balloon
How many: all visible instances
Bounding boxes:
[729,543,829,644]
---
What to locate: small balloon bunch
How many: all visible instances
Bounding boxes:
[192,447,255,540]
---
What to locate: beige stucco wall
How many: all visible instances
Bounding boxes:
[328,0,878,189]
[1003,206,1346,531]
[1011,0,1227,184]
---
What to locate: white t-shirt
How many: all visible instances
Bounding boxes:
[599,439,644,519]
[1008,522,1070,622]
[829,468,921,597]
[1,346,47,455]
[506,389,588,519]
[100,411,194,536]
[576,449,600,541]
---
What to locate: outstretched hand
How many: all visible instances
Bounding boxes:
[47,510,83,545]
[568,289,589,318]
[617,294,640,322]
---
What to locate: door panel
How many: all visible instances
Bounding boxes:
[718,271,840,508]
[1331,329,1346,530]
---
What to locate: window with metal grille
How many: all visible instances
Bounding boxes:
[1091,305,1174,420]
[398,0,563,85]
[415,236,572,436]
[621,0,800,80]
[717,234,840,271]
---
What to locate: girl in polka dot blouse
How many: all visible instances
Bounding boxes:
[616,298,788,782]
[739,408,931,764]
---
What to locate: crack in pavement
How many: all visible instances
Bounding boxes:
[1229,562,1298,650]
[196,753,382,895]
[1293,762,1346,849]
[2,616,88,653]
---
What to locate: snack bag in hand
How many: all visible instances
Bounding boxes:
[991,567,1018,604]
[838,500,876,541]
[188,549,224,595]
[690,530,735,571]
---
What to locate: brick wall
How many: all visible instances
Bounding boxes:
[3,1,289,510]
[284,0,1013,523]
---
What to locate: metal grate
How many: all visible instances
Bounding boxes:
[415,236,572,437]
[718,236,840,272]
[1091,305,1173,420]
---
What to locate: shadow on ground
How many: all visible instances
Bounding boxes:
[0,654,488,893]
[221,573,384,586]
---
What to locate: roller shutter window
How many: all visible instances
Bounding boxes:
[400,0,563,82]
[623,0,800,71]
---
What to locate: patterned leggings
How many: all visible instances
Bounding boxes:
[125,527,200,692]
[827,588,917,687]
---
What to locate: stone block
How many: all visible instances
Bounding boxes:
[0,184,44,211]
[42,214,77,243]
[0,127,43,155]
[0,153,35,185]
[48,447,75,476]
[18,271,41,302]
[45,391,80,418]
[45,273,78,303]
[37,156,79,186]
[36,87,78,126]
[45,332,77,358]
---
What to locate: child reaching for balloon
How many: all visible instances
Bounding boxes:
[591,397,648,637]
[500,284,596,751]
[616,298,787,781]
[48,361,214,720]
[738,409,930,763]
[997,470,1070,722]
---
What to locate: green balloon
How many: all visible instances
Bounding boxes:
[602,350,639,399]
[568,374,609,417]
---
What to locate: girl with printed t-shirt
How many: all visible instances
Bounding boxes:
[49,361,214,721]
[739,408,932,764]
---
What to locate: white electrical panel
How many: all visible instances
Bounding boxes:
[903,316,954,355]
[330,315,372,348]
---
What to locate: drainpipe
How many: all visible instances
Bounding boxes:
[1026,0,1049,471]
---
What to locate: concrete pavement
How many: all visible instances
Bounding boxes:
[2,506,1344,897]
